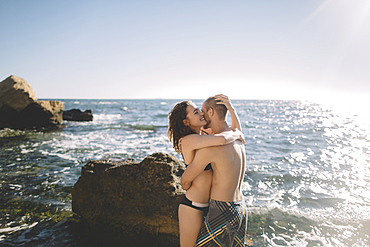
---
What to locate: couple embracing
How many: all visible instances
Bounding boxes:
[168,95,247,247]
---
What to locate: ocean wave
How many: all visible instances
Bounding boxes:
[93,114,122,123]
[155,113,169,118]
[97,101,117,105]
[129,124,157,131]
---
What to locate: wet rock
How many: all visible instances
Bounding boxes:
[0,75,65,129]
[63,109,93,121]
[71,152,186,247]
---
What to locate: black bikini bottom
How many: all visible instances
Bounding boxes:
[180,195,209,215]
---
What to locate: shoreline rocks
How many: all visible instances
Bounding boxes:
[0,75,64,129]
[71,152,186,246]
[63,109,93,121]
[0,75,37,112]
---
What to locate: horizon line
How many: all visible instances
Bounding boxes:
[38,97,310,100]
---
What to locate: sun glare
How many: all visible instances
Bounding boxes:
[330,0,370,66]
[315,92,370,124]
[302,0,370,84]
[301,0,334,25]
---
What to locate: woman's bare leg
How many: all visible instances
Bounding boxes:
[178,204,204,247]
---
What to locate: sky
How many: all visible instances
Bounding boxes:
[1,0,370,101]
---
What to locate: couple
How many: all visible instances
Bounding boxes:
[168,95,247,247]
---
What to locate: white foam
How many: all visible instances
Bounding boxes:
[93,113,122,122]
[98,101,117,105]
[0,222,38,234]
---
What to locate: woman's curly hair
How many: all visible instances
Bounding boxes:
[168,100,196,153]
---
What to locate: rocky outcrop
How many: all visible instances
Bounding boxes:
[71,152,186,246]
[0,75,64,129]
[19,100,65,127]
[63,109,93,121]
[0,75,37,112]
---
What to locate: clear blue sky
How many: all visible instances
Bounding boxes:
[1,0,370,100]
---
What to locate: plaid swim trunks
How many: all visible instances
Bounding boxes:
[196,199,247,247]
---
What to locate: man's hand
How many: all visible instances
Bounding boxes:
[214,94,235,112]
[180,177,192,190]
[181,148,213,189]
[178,137,183,152]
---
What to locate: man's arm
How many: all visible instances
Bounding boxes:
[214,94,242,131]
[181,148,213,190]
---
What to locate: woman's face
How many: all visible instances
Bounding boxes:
[184,103,207,129]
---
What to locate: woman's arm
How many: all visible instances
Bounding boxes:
[214,94,242,131]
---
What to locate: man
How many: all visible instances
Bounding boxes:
[181,96,247,247]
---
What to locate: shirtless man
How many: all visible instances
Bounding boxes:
[181,96,247,247]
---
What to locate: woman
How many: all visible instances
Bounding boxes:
[168,94,243,247]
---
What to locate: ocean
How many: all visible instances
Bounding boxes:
[0,99,369,246]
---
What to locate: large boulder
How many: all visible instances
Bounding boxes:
[0,75,37,112]
[71,152,186,246]
[18,100,65,128]
[63,109,93,121]
[0,75,65,129]
[0,75,37,128]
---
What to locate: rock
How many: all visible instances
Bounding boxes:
[0,75,65,129]
[18,100,65,128]
[0,75,37,112]
[63,109,93,121]
[71,152,186,246]
[0,75,37,128]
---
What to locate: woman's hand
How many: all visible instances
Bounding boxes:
[232,129,245,144]
[215,129,245,144]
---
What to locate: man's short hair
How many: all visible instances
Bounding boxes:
[204,96,227,120]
